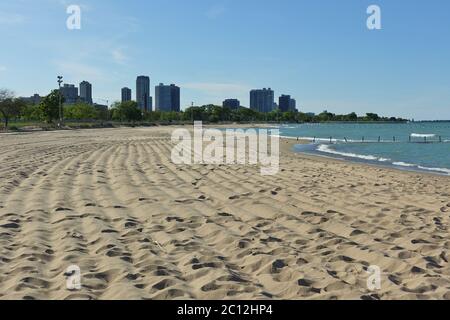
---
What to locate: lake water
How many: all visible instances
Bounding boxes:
[276,122,450,176]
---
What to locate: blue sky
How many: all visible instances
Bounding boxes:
[0,0,450,120]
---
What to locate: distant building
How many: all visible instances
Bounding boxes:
[306,112,315,117]
[223,99,240,110]
[121,87,132,102]
[136,76,151,111]
[170,84,180,112]
[79,81,93,104]
[250,88,274,113]
[19,94,42,105]
[155,83,180,112]
[289,98,297,112]
[60,84,78,104]
[279,95,291,112]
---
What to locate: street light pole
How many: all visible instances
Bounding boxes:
[57,76,63,127]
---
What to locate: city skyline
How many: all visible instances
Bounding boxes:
[1,1,450,119]
[21,76,299,114]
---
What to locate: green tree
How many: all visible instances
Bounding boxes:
[316,110,335,122]
[143,110,161,122]
[205,105,227,123]
[365,113,380,121]
[0,89,26,129]
[230,107,260,122]
[183,106,207,122]
[22,104,44,121]
[345,112,358,121]
[111,101,142,122]
[64,103,98,120]
[39,90,64,123]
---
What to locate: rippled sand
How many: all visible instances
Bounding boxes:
[0,127,449,300]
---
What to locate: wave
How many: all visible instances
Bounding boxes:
[417,166,450,175]
[392,161,416,167]
[410,133,436,138]
[314,144,450,176]
[317,144,391,162]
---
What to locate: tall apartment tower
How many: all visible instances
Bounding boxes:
[250,88,274,113]
[279,94,291,112]
[79,81,93,104]
[155,83,180,112]
[60,84,78,104]
[136,76,151,111]
[289,98,297,112]
[223,99,240,110]
[170,84,181,112]
[121,87,132,102]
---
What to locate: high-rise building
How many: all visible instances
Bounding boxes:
[136,76,151,111]
[250,88,274,113]
[121,87,132,102]
[279,95,291,112]
[155,83,180,112]
[170,84,180,112]
[289,98,297,112]
[79,81,93,104]
[60,84,78,104]
[223,99,240,110]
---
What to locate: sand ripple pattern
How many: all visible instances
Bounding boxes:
[1,128,450,300]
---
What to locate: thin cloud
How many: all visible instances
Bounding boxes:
[205,5,226,19]
[0,66,6,72]
[183,82,250,95]
[0,13,26,25]
[111,48,128,65]
[54,61,106,81]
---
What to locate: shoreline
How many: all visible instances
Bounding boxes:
[285,140,450,178]
[2,123,448,179]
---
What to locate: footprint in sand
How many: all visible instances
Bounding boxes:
[229,192,252,200]
[85,203,97,207]
[0,222,20,229]
[271,259,287,273]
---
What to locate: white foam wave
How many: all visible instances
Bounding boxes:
[417,166,450,175]
[392,161,416,167]
[410,133,436,138]
[317,144,390,162]
[317,147,450,175]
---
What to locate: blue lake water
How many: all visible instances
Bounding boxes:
[275,122,450,176]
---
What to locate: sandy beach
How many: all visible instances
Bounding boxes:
[0,126,450,300]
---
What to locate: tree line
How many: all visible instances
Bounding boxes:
[1,88,407,130]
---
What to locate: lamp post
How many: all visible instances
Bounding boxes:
[57,76,63,127]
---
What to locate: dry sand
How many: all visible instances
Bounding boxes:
[0,126,450,300]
